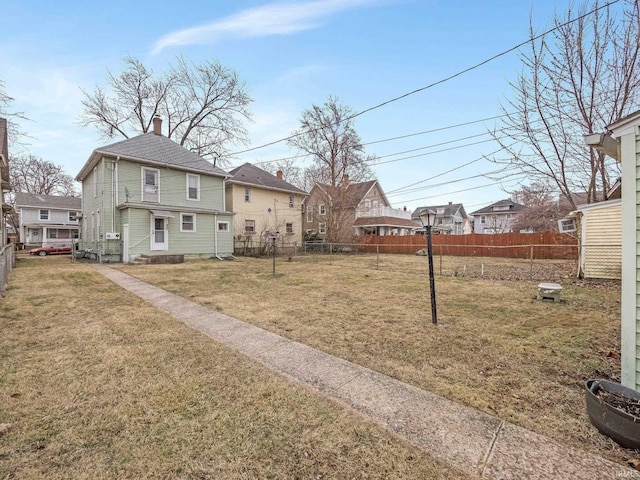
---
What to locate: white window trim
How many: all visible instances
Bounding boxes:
[39,209,50,221]
[244,219,256,234]
[68,211,77,222]
[180,213,196,233]
[306,205,313,222]
[285,222,294,234]
[244,188,251,203]
[217,221,229,232]
[289,195,294,208]
[141,167,160,202]
[319,204,326,215]
[318,222,327,234]
[186,173,200,201]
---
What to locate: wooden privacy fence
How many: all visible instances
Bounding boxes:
[356,233,578,260]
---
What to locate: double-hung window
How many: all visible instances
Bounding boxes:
[142,167,159,202]
[186,174,200,201]
[39,209,49,221]
[319,204,326,215]
[180,213,196,232]
[306,205,313,222]
[245,219,256,234]
[318,223,327,234]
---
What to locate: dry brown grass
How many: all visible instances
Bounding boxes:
[112,254,635,467]
[0,256,468,479]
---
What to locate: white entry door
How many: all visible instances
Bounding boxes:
[151,216,169,251]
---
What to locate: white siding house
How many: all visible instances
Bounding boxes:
[14,193,81,249]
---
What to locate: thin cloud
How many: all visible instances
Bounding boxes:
[151,0,380,54]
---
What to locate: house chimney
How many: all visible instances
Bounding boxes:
[403,206,407,211]
[277,170,283,180]
[341,173,350,186]
[152,115,162,136]
[448,201,452,205]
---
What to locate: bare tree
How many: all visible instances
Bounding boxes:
[79,56,253,166]
[261,158,307,190]
[490,0,640,211]
[7,155,78,241]
[9,155,77,196]
[510,181,562,232]
[289,97,375,243]
[0,78,28,147]
[287,96,374,187]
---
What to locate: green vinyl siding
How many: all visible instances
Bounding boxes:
[115,160,225,211]
[637,134,640,391]
[81,156,233,259]
[124,208,233,257]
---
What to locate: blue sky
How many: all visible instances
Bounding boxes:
[1,0,577,213]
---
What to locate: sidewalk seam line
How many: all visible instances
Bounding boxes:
[330,372,365,394]
[480,420,504,476]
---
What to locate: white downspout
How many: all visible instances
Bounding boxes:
[213,213,223,260]
[112,159,117,233]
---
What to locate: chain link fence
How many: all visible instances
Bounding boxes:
[285,241,587,282]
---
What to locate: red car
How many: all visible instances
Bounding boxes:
[29,245,73,256]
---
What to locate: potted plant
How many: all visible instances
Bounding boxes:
[585,379,640,449]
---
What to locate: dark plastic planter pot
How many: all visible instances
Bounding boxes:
[585,379,640,449]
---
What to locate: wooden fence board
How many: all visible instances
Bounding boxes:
[355,233,578,259]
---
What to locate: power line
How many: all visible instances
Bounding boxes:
[385,144,518,195]
[230,0,621,156]
[250,113,514,167]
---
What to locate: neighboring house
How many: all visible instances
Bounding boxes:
[0,118,10,247]
[225,163,307,252]
[585,110,640,392]
[75,117,234,262]
[303,176,418,242]
[469,199,526,234]
[410,202,470,234]
[14,192,81,249]
[570,199,622,280]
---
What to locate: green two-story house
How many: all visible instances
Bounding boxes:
[75,117,234,262]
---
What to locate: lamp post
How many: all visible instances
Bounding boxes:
[419,209,438,325]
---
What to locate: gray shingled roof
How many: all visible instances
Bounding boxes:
[411,203,466,220]
[81,132,229,179]
[353,216,419,228]
[316,180,378,208]
[469,199,526,216]
[228,163,306,194]
[15,192,81,210]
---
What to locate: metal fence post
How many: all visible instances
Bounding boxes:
[530,245,534,274]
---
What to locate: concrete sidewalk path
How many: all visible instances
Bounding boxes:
[93,264,635,479]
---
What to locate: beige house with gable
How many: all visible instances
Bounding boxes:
[226,163,307,253]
